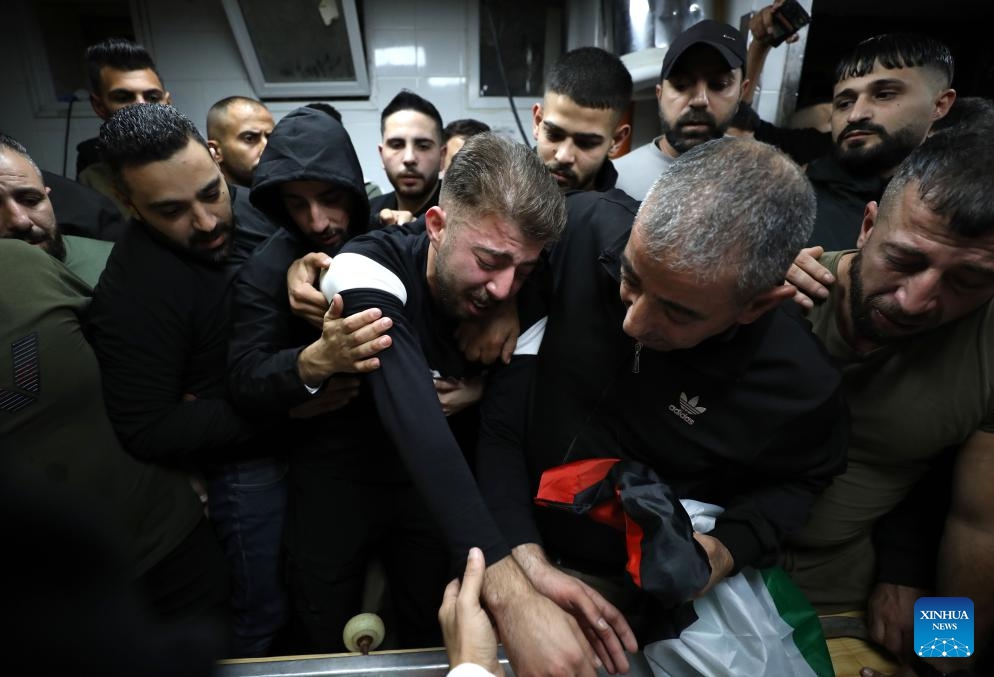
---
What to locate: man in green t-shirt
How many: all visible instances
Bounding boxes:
[786,128,994,676]
[0,133,112,287]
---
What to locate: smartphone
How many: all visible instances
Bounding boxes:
[769,0,811,47]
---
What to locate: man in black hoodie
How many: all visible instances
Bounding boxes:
[232,124,631,675]
[228,106,401,652]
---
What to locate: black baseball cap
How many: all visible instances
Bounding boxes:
[660,20,748,80]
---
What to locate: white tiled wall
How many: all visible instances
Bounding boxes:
[0,0,797,186]
[1,0,538,191]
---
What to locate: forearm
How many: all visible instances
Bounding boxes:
[116,397,260,464]
[476,358,544,548]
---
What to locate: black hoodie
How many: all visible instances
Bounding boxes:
[228,107,370,417]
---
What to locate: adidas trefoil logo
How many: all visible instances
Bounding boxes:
[669,392,706,425]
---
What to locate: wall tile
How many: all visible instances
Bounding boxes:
[364,0,417,30]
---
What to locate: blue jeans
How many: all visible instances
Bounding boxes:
[207,457,288,657]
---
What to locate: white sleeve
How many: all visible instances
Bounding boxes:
[319,252,408,305]
[447,663,497,677]
[512,316,547,356]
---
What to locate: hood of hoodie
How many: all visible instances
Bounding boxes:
[250,107,370,242]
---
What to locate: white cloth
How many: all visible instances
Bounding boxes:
[447,662,496,677]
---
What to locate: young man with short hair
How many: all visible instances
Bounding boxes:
[748,31,956,251]
[532,47,633,193]
[370,90,446,227]
[85,103,324,657]
[77,38,172,215]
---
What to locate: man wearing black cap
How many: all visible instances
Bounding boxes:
[615,20,749,201]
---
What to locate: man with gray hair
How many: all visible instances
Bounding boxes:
[477,137,848,647]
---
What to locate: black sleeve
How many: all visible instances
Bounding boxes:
[227,256,315,413]
[86,281,258,465]
[744,104,833,166]
[341,287,511,568]
[710,387,850,572]
[476,355,544,548]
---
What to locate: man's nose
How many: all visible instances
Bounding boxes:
[688,81,709,108]
[191,203,219,232]
[485,268,516,301]
[847,95,873,123]
[897,271,941,316]
[554,138,575,165]
[1,199,34,234]
[308,201,327,229]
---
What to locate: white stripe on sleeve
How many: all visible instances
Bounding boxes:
[319,252,409,305]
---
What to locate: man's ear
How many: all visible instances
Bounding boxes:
[162,91,172,106]
[438,141,448,170]
[856,201,878,249]
[207,140,222,164]
[532,102,543,141]
[932,88,956,124]
[609,123,631,158]
[736,285,795,325]
[89,93,108,119]
[425,205,447,248]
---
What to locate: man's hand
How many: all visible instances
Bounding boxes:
[288,376,360,418]
[692,533,734,597]
[455,300,520,365]
[296,294,392,386]
[440,547,504,676]
[513,543,638,674]
[435,376,485,416]
[785,245,835,310]
[379,208,415,227]
[483,554,601,677]
[749,1,799,47]
[867,583,929,661]
[288,252,333,328]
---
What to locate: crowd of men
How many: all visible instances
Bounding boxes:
[3,6,994,677]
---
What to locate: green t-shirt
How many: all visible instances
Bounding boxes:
[785,250,994,610]
[0,240,203,577]
[63,234,113,288]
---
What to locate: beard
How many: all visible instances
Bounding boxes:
[8,225,65,262]
[187,219,235,265]
[392,168,436,202]
[433,239,496,320]
[544,161,584,191]
[660,109,728,154]
[848,250,939,344]
[834,122,921,177]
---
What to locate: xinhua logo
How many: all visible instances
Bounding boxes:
[914,597,973,659]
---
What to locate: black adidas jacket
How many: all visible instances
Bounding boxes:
[478,189,849,575]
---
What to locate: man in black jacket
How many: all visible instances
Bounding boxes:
[85,103,308,657]
[477,137,848,646]
[369,90,446,228]
[532,47,632,194]
[744,28,956,251]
